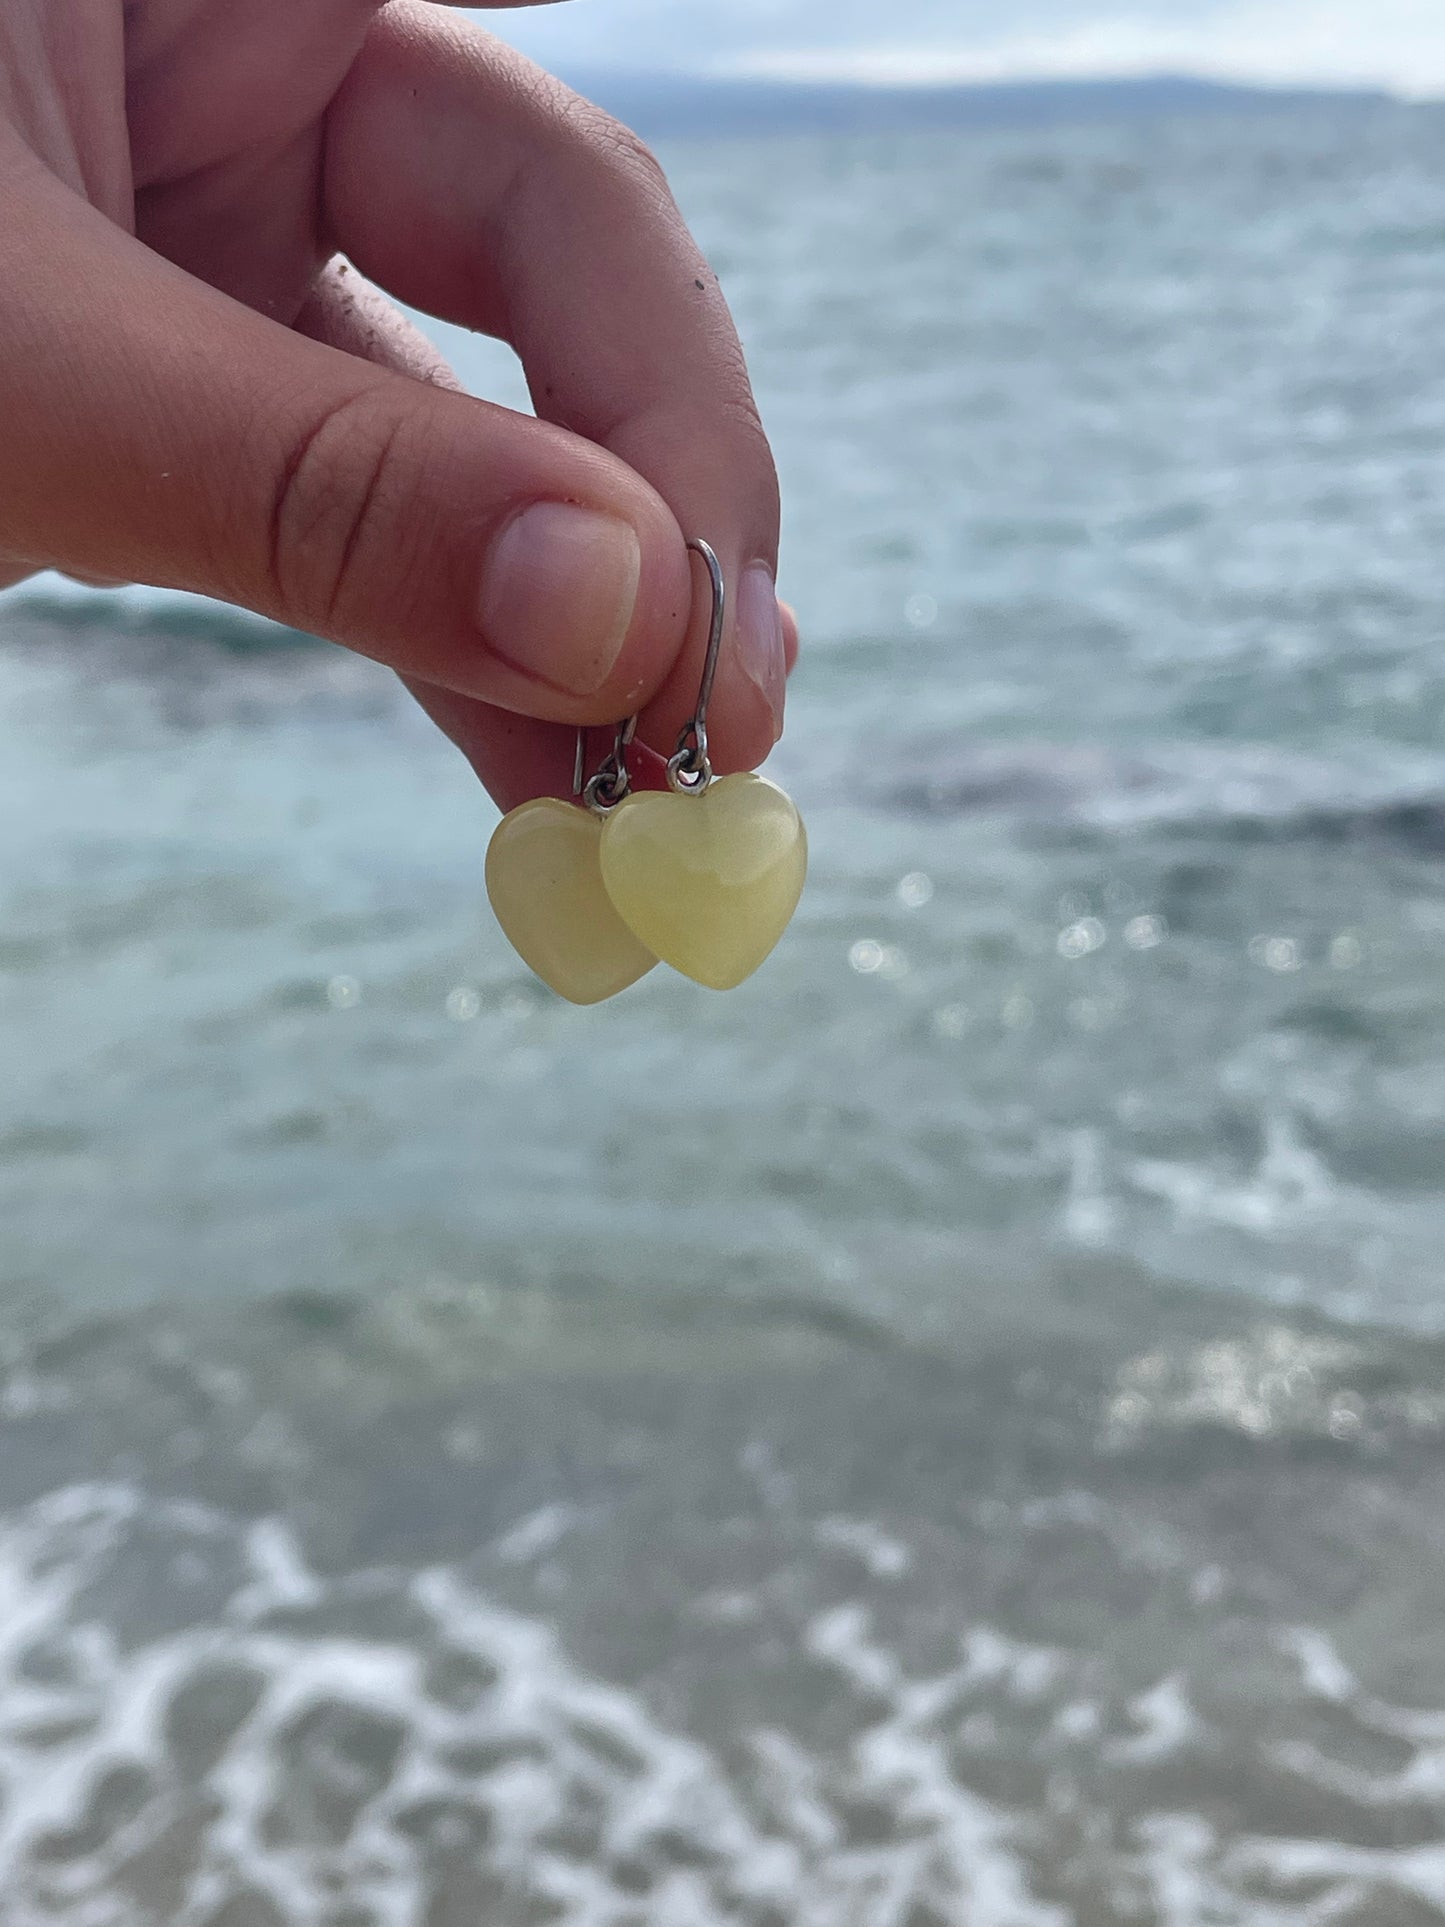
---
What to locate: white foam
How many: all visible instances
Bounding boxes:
[1132,1111,1336,1238]
[2,1486,1444,1925]
[0,1489,1070,1925]
[492,1503,584,1566]
[1103,1676,1200,1766]
[814,1516,912,1578]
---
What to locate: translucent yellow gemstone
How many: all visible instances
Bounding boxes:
[485,798,656,1006]
[599,772,807,991]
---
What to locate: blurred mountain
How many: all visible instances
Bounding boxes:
[560,72,1393,138]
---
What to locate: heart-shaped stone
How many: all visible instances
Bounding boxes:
[599,772,807,990]
[486,798,656,1005]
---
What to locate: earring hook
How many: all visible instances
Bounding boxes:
[668,539,726,795]
[582,714,637,815]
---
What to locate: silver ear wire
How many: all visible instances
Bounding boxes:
[574,539,723,809]
[582,714,637,816]
[668,539,726,796]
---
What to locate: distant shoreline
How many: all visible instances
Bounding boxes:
[557,71,1407,140]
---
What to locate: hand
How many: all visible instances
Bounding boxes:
[0,0,797,807]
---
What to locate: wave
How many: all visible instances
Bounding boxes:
[868,733,1445,849]
[2,1477,1444,1925]
[1,582,325,657]
[0,1281,1443,1922]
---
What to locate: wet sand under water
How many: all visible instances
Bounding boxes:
[2,1263,1445,1926]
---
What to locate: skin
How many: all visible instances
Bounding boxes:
[0,0,799,809]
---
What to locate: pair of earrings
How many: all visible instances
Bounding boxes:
[485,542,808,1005]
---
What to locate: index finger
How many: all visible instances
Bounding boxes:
[324,2,788,778]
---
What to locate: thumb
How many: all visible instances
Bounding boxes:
[0,162,691,723]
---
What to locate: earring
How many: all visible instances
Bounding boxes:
[598,541,808,991]
[485,718,658,1006]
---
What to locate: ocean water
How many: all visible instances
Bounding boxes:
[3,100,1445,1924]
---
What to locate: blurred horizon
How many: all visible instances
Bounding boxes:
[484,0,1445,99]
[492,71,1408,140]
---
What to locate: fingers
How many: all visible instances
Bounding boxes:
[297,265,797,807]
[0,141,698,730]
[323,4,789,776]
[298,259,581,805]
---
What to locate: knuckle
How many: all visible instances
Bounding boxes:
[709,385,782,523]
[557,95,672,203]
[596,117,670,195]
[716,382,775,467]
[266,387,411,629]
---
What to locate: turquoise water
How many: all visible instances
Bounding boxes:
[3,101,1445,1924]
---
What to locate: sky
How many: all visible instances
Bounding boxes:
[484,0,1445,98]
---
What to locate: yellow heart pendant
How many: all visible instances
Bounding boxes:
[599,772,807,991]
[485,798,657,1006]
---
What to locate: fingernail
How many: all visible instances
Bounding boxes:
[481,503,641,696]
[736,562,787,740]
